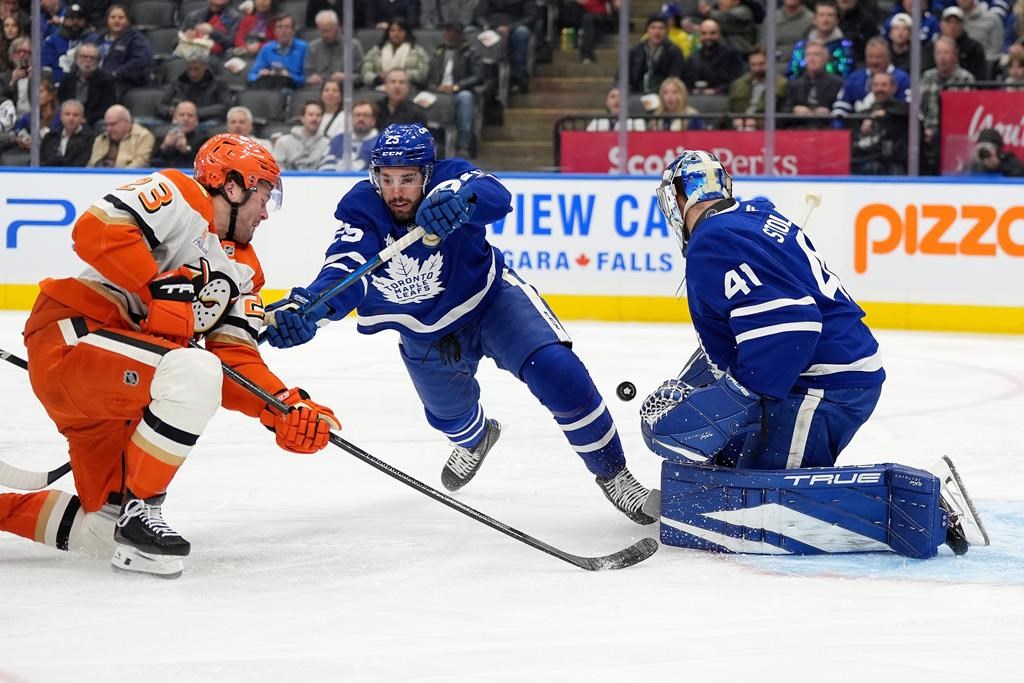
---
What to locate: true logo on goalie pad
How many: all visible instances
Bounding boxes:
[783,472,882,486]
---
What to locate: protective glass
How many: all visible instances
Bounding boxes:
[267,177,283,212]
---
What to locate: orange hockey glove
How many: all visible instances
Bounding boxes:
[140,268,196,344]
[259,387,341,454]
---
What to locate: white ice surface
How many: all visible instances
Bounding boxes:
[1,312,1022,682]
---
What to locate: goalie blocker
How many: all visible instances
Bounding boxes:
[658,459,986,559]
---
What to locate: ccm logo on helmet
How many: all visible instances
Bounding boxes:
[783,472,882,486]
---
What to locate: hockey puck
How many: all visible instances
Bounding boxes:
[616,381,637,402]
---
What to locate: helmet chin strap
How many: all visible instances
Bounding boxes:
[219,181,254,242]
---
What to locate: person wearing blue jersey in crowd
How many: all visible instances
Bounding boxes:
[263,124,658,525]
[644,149,884,470]
[640,150,989,558]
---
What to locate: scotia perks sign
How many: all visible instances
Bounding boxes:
[559,130,851,175]
[940,90,1024,173]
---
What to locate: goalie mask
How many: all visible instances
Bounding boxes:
[656,150,733,253]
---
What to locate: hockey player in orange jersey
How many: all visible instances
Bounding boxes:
[0,134,340,578]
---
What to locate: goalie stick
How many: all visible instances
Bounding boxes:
[0,346,73,490]
[207,345,659,571]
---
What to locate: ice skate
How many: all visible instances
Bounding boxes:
[441,419,501,491]
[596,467,659,525]
[112,492,190,578]
[930,456,990,556]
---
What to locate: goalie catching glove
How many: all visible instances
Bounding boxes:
[259,387,341,454]
[140,267,196,345]
[641,374,762,462]
[415,182,476,241]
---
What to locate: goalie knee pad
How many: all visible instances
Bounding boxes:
[658,461,947,559]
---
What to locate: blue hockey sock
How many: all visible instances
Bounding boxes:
[426,402,489,448]
[522,345,625,479]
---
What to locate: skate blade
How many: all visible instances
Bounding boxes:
[111,545,184,579]
[930,456,991,547]
[642,488,662,520]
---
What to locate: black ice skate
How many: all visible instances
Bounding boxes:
[112,491,191,579]
[441,419,501,491]
[596,467,659,525]
[931,456,990,556]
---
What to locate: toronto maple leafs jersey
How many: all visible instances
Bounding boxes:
[685,198,884,400]
[305,159,513,339]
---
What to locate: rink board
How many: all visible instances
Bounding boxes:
[1,169,1023,333]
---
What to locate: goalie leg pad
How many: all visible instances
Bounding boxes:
[659,461,947,559]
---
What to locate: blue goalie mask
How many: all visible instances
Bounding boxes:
[369,124,436,193]
[656,150,733,251]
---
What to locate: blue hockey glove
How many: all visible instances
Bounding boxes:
[415,184,476,241]
[641,374,762,463]
[264,287,327,349]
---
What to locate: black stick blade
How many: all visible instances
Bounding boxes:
[575,537,659,571]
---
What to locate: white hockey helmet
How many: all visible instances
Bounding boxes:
[656,150,733,251]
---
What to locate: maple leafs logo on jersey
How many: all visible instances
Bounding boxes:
[371,252,445,304]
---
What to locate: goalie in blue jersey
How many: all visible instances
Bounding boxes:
[642,150,989,558]
[263,124,658,525]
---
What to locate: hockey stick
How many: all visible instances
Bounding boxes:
[208,347,659,571]
[0,346,74,490]
[259,226,427,343]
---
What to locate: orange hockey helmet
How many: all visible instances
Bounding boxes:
[194,133,283,211]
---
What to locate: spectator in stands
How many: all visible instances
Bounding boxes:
[86,4,154,99]
[586,85,646,130]
[38,0,65,42]
[235,0,277,56]
[851,71,909,175]
[884,0,939,45]
[656,2,696,58]
[939,6,987,80]
[151,100,207,167]
[784,40,843,128]
[0,0,28,38]
[249,14,307,88]
[317,78,345,138]
[376,67,428,128]
[0,92,13,136]
[0,15,24,76]
[305,0,364,30]
[886,13,934,75]
[1004,52,1024,87]
[727,46,789,131]
[367,0,419,29]
[832,37,909,119]
[626,14,685,94]
[56,41,116,127]
[424,20,483,157]
[920,36,975,172]
[272,99,329,170]
[318,97,378,171]
[776,0,813,65]
[561,0,620,64]
[958,0,1003,65]
[41,2,90,83]
[421,0,476,31]
[686,18,746,94]
[788,0,855,79]
[836,0,878,66]
[2,36,31,114]
[361,17,430,90]
[157,50,229,129]
[40,98,94,166]
[3,77,60,151]
[181,0,242,58]
[969,127,1024,176]
[305,9,362,88]
[473,0,538,93]
[225,104,272,149]
[88,103,154,166]
[697,0,757,56]
[652,76,702,131]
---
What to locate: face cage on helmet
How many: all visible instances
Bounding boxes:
[657,168,689,252]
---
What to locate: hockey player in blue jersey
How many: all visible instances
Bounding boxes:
[640,150,989,558]
[263,124,658,525]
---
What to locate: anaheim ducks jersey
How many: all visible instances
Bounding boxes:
[28,169,284,417]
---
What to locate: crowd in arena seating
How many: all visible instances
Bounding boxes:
[2,0,1024,175]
